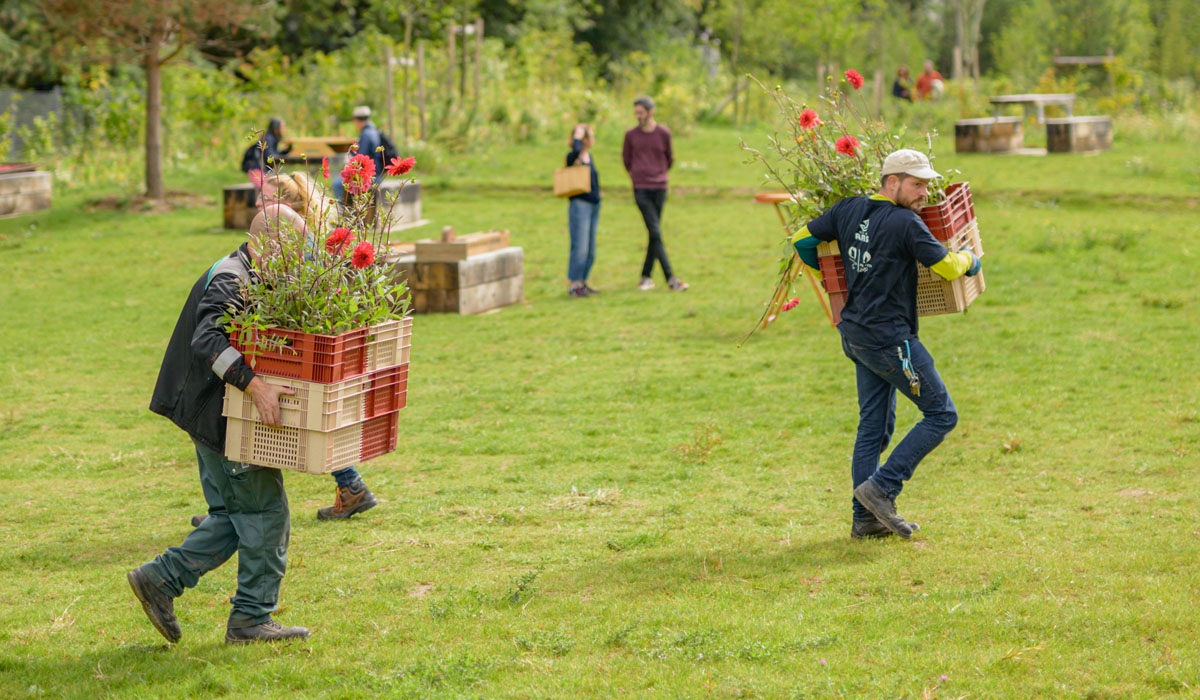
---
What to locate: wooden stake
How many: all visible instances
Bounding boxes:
[384,43,396,139]
[417,42,427,140]
[446,24,456,112]
[473,18,483,109]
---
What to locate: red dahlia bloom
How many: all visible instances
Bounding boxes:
[322,156,330,179]
[798,108,822,130]
[835,135,859,157]
[385,156,416,176]
[351,241,375,268]
[325,227,354,254]
[845,69,864,90]
[782,298,800,312]
[340,154,377,195]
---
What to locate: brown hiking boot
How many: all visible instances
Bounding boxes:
[316,479,378,520]
[225,618,310,644]
[127,566,181,643]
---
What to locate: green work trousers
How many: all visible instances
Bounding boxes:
[141,439,290,628]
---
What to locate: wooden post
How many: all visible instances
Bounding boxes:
[458,17,468,101]
[417,42,427,140]
[384,43,396,139]
[873,69,884,117]
[816,60,826,93]
[402,9,413,140]
[473,18,483,109]
[446,24,456,112]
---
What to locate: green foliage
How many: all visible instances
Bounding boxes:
[224,172,412,336]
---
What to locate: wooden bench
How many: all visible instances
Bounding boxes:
[955,117,1024,153]
[989,93,1075,123]
[223,182,259,230]
[1046,116,1112,154]
[0,170,52,218]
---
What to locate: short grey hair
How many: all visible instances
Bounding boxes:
[633,96,655,112]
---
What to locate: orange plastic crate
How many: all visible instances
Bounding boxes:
[919,182,975,242]
[232,317,412,383]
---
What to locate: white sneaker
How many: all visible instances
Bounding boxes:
[637,277,655,290]
[668,277,689,291]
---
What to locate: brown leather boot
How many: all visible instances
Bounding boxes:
[316,479,378,520]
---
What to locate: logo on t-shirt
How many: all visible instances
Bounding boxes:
[847,246,872,273]
[855,219,870,243]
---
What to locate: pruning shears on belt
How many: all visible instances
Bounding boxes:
[897,340,920,397]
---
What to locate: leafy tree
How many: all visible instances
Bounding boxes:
[41,0,272,199]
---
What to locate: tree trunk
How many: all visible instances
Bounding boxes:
[144,48,164,200]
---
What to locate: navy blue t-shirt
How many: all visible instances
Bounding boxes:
[806,196,949,347]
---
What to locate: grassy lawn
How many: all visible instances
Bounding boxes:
[1,122,1198,699]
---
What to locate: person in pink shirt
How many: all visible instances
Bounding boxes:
[622,96,688,291]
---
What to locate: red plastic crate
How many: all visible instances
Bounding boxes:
[828,291,847,326]
[232,325,369,383]
[818,253,846,293]
[920,182,975,241]
[363,364,408,416]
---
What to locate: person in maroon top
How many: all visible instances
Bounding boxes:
[623,96,688,291]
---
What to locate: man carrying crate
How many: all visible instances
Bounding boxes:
[790,150,982,540]
[127,206,310,644]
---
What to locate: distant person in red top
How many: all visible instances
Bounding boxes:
[914,60,944,101]
[623,96,688,291]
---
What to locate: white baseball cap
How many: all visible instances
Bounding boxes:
[352,105,372,119]
[881,149,940,180]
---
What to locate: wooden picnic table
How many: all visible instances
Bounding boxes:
[281,136,359,158]
[989,93,1075,123]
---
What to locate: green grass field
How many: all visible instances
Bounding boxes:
[1,123,1198,699]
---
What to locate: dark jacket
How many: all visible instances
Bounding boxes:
[241,132,290,173]
[149,244,259,453]
[565,138,600,204]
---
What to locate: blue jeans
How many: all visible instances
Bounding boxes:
[331,466,360,488]
[841,335,957,521]
[142,439,289,628]
[567,198,600,282]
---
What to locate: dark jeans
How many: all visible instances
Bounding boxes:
[331,466,360,488]
[633,188,673,280]
[141,439,290,628]
[841,334,957,521]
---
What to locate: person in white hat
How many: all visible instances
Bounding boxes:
[333,105,384,202]
[790,148,981,541]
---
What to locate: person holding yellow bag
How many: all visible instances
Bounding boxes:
[565,123,601,297]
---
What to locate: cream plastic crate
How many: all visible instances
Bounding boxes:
[366,316,412,370]
[223,364,408,432]
[915,219,985,317]
[818,219,985,320]
[225,412,399,475]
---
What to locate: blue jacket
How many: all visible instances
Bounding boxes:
[358,122,385,180]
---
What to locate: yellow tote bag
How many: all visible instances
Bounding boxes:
[553,165,591,198]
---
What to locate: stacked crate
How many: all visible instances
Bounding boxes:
[816,183,985,325]
[221,317,413,474]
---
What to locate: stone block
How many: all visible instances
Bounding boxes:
[955,117,1024,153]
[1046,116,1112,154]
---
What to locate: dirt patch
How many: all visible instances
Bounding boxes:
[85,190,211,214]
[1118,488,1151,498]
[408,582,434,598]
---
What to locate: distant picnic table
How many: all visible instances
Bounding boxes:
[281,136,358,159]
[989,93,1075,123]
